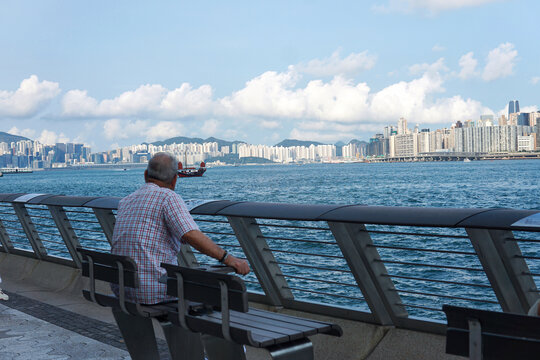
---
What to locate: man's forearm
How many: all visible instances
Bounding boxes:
[182,230,225,260]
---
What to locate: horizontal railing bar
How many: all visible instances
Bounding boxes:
[192,218,230,224]
[41,239,67,246]
[393,288,499,304]
[365,229,469,239]
[32,222,59,228]
[397,302,442,312]
[27,214,54,220]
[80,245,111,251]
[266,248,344,259]
[76,236,109,242]
[35,230,61,237]
[506,237,540,243]
[220,244,242,248]
[283,286,365,301]
[9,241,32,246]
[71,227,106,233]
[2,225,24,231]
[66,218,100,224]
[377,259,484,272]
[203,231,236,236]
[370,244,476,256]
[258,223,330,231]
[0,211,17,216]
[258,235,337,245]
[0,204,12,207]
[0,219,20,223]
[6,233,27,239]
[516,255,540,260]
[524,272,540,277]
[24,206,49,211]
[277,273,358,287]
[64,210,95,214]
[382,274,492,288]
[270,260,352,273]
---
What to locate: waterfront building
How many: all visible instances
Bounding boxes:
[397,117,408,135]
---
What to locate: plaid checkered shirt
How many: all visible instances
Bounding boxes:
[111,182,199,304]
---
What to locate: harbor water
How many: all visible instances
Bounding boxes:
[1,160,539,320]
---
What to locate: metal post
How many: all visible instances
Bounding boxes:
[328,221,407,325]
[48,205,83,268]
[0,219,14,253]
[177,244,200,268]
[227,216,293,306]
[92,208,116,245]
[468,319,482,360]
[466,228,527,313]
[12,203,47,259]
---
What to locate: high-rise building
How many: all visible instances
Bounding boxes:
[397,117,408,135]
[508,100,520,118]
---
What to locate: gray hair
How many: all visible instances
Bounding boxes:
[147,152,178,183]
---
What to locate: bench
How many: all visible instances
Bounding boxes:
[161,262,343,360]
[78,248,343,360]
[443,304,540,360]
[78,248,208,360]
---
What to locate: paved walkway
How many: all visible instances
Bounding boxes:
[0,291,171,359]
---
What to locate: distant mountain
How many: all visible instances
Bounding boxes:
[348,139,369,146]
[149,136,245,148]
[334,141,346,147]
[274,139,326,147]
[0,131,31,143]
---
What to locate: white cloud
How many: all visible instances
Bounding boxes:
[482,42,517,81]
[7,127,36,139]
[374,0,502,14]
[62,83,214,119]
[103,119,149,140]
[458,52,478,79]
[294,50,377,77]
[432,44,446,52]
[37,129,69,145]
[0,75,60,118]
[531,76,540,85]
[146,121,185,142]
[201,119,220,136]
[259,120,280,129]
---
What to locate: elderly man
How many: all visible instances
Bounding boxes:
[111,152,249,304]
[110,153,250,360]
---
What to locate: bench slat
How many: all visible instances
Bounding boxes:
[205,311,307,341]
[162,263,248,313]
[247,308,341,336]
[447,328,540,359]
[228,310,320,338]
[82,291,168,317]
[81,262,139,287]
[444,305,540,339]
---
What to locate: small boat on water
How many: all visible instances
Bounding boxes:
[178,161,206,178]
[463,158,471,163]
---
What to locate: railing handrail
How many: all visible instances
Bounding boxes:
[1,192,539,335]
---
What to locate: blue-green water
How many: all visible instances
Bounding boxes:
[1,160,539,319]
[1,160,539,209]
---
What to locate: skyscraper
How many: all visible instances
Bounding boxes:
[508,100,520,118]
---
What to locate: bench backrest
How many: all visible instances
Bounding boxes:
[78,247,139,288]
[161,263,248,313]
[443,304,540,359]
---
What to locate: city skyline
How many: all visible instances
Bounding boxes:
[1,1,540,152]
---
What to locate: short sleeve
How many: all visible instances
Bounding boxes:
[163,192,200,242]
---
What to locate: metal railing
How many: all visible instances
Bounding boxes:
[0,192,539,334]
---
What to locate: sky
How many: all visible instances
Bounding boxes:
[0,0,539,151]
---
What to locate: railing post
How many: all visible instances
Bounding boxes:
[466,228,537,313]
[92,208,116,245]
[328,221,408,325]
[0,219,14,253]
[177,245,200,268]
[48,205,82,268]
[12,203,47,259]
[227,216,294,306]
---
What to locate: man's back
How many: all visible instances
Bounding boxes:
[111,182,198,304]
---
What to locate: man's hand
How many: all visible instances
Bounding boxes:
[224,255,250,275]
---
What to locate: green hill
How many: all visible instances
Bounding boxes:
[0,131,31,143]
[274,139,326,147]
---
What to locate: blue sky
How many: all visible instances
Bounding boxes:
[0,0,539,151]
